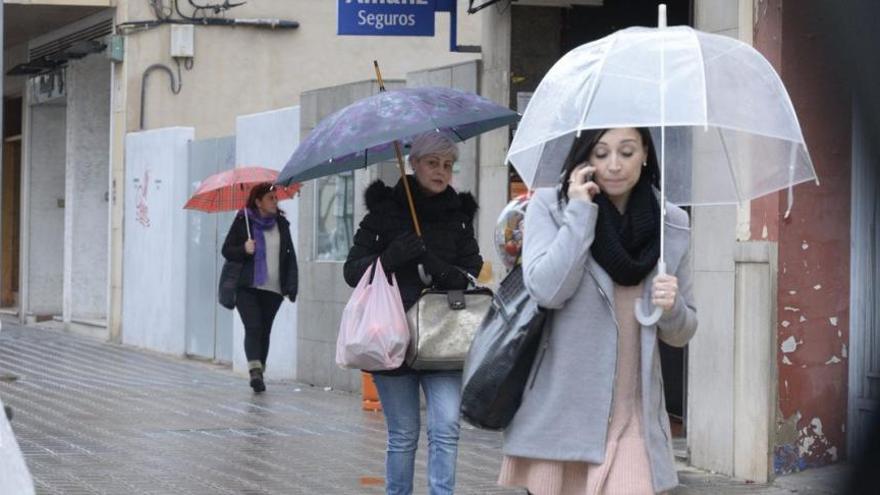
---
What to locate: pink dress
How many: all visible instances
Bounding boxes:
[498,283,661,495]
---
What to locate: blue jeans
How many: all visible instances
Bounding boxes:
[372,372,462,495]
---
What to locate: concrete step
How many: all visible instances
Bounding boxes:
[674,437,689,462]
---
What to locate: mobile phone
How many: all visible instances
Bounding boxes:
[570,164,593,186]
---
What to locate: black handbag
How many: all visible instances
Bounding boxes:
[460,265,550,431]
[218,260,243,310]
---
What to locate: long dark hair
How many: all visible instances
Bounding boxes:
[556,128,661,205]
[245,182,284,215]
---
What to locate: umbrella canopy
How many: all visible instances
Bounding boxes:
[507,13,817,325]
[276,86,520,186]
[507,24,818,206]
[184,166,300,212]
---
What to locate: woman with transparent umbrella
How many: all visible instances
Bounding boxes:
[499,5,816,493]
[499,127,696,495]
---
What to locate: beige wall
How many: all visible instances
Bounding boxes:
[476,4,511,285]
[688,0,776,481]
[119,0,481,138]
[4,1,112,5]
[688,0,741,475]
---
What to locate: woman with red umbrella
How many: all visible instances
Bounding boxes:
[221,183,299,393]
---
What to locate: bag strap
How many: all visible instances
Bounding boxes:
[494,256,590,323]
[452,265,483,289]
[418,264,484,290]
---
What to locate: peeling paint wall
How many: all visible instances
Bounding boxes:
[751,0,851,475]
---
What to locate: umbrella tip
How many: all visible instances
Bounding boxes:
[658,4,667,28]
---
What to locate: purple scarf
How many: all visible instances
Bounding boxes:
[246,208,278,286]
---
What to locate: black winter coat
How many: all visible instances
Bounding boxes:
[344,177,483,311]
[222,212,298,302]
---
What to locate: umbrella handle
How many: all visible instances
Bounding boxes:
[417,264,433,286]
[635,260,666,326]
[394,143,423,237]
[243,208,252,241]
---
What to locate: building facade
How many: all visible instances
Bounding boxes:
[1,1,483,351]
[0,0,875,484]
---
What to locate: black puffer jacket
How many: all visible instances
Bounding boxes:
[344,176,483,312]
[222,212,298,302]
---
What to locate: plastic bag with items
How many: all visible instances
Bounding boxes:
[336,259,410,371]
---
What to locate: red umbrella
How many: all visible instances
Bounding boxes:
[184,166,301,239]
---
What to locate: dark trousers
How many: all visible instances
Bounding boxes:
[236,288,283,370]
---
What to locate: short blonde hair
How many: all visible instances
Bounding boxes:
[408,132,459,165]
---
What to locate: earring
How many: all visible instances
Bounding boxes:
[642,161,647,167]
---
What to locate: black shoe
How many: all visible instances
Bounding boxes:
[249,369,266,393]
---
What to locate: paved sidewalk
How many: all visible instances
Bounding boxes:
[0,322,847,494]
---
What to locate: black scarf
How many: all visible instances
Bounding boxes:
[589,176,661,286]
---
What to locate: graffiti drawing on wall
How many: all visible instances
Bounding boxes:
[135,169,151,228]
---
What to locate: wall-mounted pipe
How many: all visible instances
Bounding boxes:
[139,63,181,130]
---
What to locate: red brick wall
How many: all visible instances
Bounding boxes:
[751,0,851,474]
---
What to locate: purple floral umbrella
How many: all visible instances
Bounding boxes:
[275,86,519,185]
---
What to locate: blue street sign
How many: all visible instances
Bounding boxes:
[338,0,437,37]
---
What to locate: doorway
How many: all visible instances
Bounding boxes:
[1,98,23,311]
[185,137,235,363]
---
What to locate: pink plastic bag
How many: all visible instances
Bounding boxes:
[336,259,410,371]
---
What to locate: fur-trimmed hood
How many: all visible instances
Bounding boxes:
[363,176,478,222]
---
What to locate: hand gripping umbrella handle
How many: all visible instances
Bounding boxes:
[635,260,666,326]
[243,208,252,241]
[418,264,433,286]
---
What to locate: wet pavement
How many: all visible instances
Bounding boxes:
[0,322,846,494]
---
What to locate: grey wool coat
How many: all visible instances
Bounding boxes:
[502,188,698,493]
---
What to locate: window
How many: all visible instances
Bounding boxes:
[314,172,355,261]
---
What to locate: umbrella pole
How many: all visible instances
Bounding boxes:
[244,208,252,241]
[374,61,423,238]
[659,128,667,274]
[392,142,423,237]
[659,4,667,271]
[636,5,668,326]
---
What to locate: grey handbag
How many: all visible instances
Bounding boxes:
[405,271,493,371]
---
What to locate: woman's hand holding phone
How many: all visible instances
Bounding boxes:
[567,164,600,203]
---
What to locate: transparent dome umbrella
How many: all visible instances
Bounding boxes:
[507,6,818,324]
